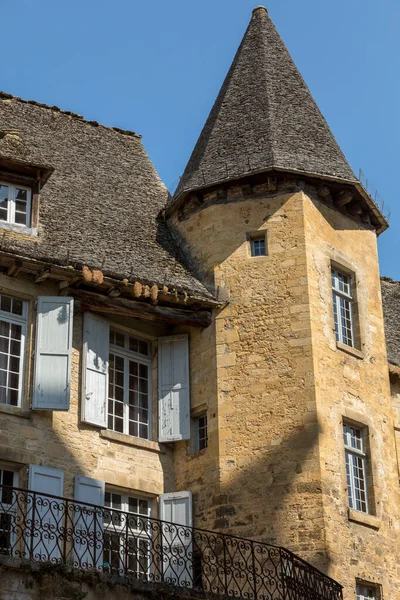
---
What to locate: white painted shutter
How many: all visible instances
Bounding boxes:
[159,491,193,587]
[74,475,105,569]
[158,335,190,442]
[28,465,64,562]
[81,312,109,428]
[32,297,74,410]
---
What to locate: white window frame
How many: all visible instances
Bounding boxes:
[194,414,208,451]
[0,181,32,228]
[0,295,28,408]
[103,489,152,578]
[356,583,379,600]
[332,268,355,347]
[108,329,152,440]
[343,423,369,514]
[0,467,18,556]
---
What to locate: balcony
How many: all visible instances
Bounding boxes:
[0,485,342,600]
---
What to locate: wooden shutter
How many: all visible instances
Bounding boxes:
[158,335,190,442]
[81,312,109,428]
[74,475,105,569]
[159,491,193,586]
[32,297,74,410]
[28,465,64,561]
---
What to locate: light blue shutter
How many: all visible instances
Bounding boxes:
[81,312,109,428]
[28,465,64,562]
[158,335,190,442]
[32,297,73,410]
[74,475,105,569]
[159,491,193,586]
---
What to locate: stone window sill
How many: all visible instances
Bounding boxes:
[100,429,166,454]
[336,341,364,360]
[348,508,380,529]
[0,403,31,419]
[0,222,37,236]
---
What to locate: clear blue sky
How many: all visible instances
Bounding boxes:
[1,0,399,279]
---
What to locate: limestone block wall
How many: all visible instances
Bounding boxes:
[171,184,327,568]
[303,190,400,598]
[0,273,174,509]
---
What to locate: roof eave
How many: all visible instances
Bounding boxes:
[168,166,388,234]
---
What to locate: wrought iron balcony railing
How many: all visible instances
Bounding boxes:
[0,485,342,600]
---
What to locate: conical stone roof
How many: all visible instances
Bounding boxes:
[173,6,357,203]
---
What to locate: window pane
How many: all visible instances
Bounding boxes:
[0,186,8,222]
[15,200,27,213]
[12,299,23,316]
[1,297,12,313]
[0,185,8,201]
[251,237,266,257]
[14,212,26,225]
[138,340,149,356]
[9,389,18,406]
[10,324,21,341]
[15,188,27,201]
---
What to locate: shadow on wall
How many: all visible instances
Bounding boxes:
[232,424,330,575]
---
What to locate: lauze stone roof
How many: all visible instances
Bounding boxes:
[0,93,213,300]
[381,277,400,367]
[173,6,356,204]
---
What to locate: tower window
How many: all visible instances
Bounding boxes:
[249,233,267,257]
[332,268,354,346]
[343,423,369,513]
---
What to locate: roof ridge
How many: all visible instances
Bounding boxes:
[257,9,277,170]
[0,91,142,139]
[381,276,400,285]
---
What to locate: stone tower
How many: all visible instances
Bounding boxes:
[167,7,398,598]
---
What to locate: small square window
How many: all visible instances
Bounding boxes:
[249,234,267,257]
[193,414,208,451]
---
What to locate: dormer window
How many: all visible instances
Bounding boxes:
[0,182,31,227]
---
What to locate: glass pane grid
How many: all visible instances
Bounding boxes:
[332,268,354,347]
[251,237,266,257]
[108,353,125,433]
[343,424,368,514]
[197,415,208,450]
[103,492,151,576]
[0,183,30,226]
[332,269,351,296]
[0,319,22,406]
[108,330,151,440]
[129,360,149,439]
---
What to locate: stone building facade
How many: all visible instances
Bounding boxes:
[0,6,398,600]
